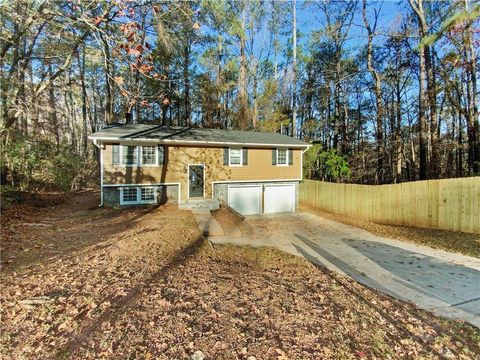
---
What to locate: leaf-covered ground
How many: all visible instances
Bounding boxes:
[1,191,479,359]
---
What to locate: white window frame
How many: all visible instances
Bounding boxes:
[276,148,288,166]
[119,186,157,205]
[140,145,158,166]
[140,187,157,203]
[120,187,140,205]
[118,145,159,167]
[228,148,243,167]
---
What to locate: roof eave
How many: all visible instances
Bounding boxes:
[88,136,310,148]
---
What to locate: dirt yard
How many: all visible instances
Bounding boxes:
[1,191,479,359]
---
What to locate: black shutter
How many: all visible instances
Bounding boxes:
[242,148,248,165]
[158,145,165,165]
[223,148,229,165]
[288,149,293,165]
[112,144,120,165]
[272,149,277,165]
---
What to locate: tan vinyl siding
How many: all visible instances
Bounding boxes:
[103,144,302,201]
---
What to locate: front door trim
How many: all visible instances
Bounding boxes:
[187,164,205,198]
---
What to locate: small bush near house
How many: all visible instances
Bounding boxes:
[304,143,351,182]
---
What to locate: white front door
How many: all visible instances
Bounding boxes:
[264,184,295,214]
[228,186,262,215]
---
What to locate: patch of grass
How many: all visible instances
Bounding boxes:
[301,204,480,258]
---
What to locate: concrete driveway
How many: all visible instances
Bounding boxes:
[208,212,480,328]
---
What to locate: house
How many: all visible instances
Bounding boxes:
[88,124,311,215]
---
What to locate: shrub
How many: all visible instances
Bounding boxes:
[304,144,351,182]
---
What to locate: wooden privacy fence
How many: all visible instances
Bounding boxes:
[299,177,480,234]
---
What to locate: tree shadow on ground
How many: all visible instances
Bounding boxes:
[342,238,480,307]
[57,229,207,357]
[291,235,458,358]
[0,191,158,274]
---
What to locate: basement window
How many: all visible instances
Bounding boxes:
[120,187,157,205]
[121,187,138,204]
[141,187,156,202]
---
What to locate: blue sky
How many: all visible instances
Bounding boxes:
[296,0,408,52]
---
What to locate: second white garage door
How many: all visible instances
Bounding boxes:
[264,184,295,214]
[228,186,262,215]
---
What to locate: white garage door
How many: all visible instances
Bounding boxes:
[228,186,262,215]
[264,184,295,214]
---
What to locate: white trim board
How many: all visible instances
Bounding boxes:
[102,182,180,187]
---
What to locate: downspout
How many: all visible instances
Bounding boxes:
[92,139,104,207]
[300,145,312,181]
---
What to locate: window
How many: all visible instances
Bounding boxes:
[120,187,157,205]
[142,146,156,165]
[277,149,288,165]
[122,188,138,203]
[122,145,138,165]
[229,148,242,166]
[141,187,156,202]
[114,145,161,166]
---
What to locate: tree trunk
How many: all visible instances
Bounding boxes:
[80,44,88,158]
[100,34,113,125]
[48,65,60,151]
[464,0,479,174]
[238,7,248,130]
[292,0,297,138]
[409,0,429,180]
[184,43,191,127]
[362,0,383,183]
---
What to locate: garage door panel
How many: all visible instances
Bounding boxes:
[264,184,294,214]
[228,186,261,215]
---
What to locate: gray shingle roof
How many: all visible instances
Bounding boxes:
[89,124,310,148]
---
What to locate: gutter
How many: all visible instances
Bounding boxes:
[87,136,310,149]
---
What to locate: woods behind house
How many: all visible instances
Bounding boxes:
[1,0,479,194]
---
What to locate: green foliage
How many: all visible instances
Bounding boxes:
[2,137,37,189]
[422,2,480,47]
[304,144,351,182]
[2,133,97,191]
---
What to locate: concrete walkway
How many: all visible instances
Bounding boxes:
[205,212,480,328]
